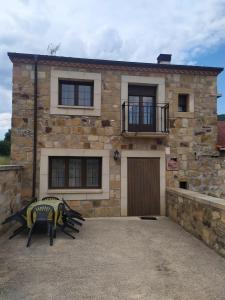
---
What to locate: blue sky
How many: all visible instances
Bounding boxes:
[195,44,225,114]
[0,0,225,139]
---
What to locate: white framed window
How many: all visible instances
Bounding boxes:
[39,148,109,201]
[178,94,189,112]
[50,70,101,116]
[49,156,102,189]
[59,80,94,107]
[174,90,194,118]
[121,75,166,132]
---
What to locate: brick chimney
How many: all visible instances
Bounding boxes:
[157,54,172,64]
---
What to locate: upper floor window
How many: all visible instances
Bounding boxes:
[49,156,102,189]
[128,84,157,132]
[178,94,189,112]
[59,80,94,107]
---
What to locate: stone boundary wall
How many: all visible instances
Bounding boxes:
[166,187,225,258]
[186,156,225,199]
[0,165,23,235]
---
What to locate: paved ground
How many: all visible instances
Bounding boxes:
[0,217,225,300]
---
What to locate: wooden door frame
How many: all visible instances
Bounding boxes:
[120,150,166,216]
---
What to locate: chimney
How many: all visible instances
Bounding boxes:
[157,54,172,64]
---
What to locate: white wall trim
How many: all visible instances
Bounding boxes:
[171,88,195,118]
[121,75,165,103]
[120,150,166,216]
[39,148,109,201]
[121,75,166,131]
[50,69,101,116]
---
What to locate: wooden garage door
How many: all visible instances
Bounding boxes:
[127,158,160,216]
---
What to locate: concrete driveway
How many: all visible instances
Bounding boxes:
[0,217,225,300]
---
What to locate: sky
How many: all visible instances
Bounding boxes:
[0,0,225,139]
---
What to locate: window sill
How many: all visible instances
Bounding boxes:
[121,131,168,138]
[47,188,103,194]
[57,105,95,110]
[173,112,194,119]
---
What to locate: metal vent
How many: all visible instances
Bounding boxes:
[140,216,157,220]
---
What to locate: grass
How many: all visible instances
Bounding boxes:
[0,156,10,165]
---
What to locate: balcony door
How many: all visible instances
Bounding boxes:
[128,85,157,132]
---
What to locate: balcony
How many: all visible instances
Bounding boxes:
[121,102,169,138]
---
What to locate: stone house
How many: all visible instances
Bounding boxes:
[8,52,224,217]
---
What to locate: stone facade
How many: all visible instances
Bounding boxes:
[9,54,224,217]
[0,166,23,234]
[166,187,225,257]
[186,156,225,198]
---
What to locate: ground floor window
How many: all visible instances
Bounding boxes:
[49,157,102,189]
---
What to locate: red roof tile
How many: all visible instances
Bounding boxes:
[218,121,225,148]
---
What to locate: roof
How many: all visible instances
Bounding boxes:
[217,121,225,149]
[218,114,225,121]
[7,52,223,76]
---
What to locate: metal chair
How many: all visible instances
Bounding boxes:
[2,198,36,239]
[55,203,76,239]
[62,199,85,221]
[26,204,55,247]
[41,196,60,201]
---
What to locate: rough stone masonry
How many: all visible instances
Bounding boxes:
[8,53,225,217]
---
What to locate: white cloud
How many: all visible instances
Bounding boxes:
[0,0,225,136]
[0,113,11,129]
[88,28,123,59]
[0,113,11,139]
[1,0,225,62]
[0,86,11,114]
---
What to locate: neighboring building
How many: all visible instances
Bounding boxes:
[8,52,223,217]
[218,114,225,121]
[217,121,225,152]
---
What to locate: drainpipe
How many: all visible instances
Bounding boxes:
[32,55,38,198]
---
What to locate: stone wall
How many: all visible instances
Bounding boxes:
[10,59,222,216]
[187,156,225,198]
[167,154,225,199]
[165,73,220,192]
[166,187,225,257]
[0,166,23,235]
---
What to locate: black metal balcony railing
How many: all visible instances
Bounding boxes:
[122,102,169,133]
